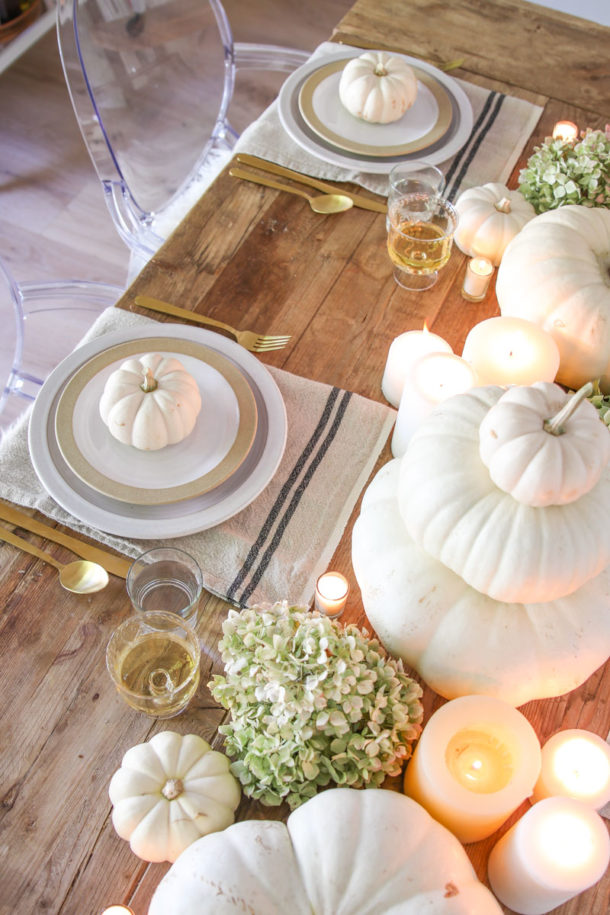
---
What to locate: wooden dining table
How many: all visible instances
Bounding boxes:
[1,1,609,912]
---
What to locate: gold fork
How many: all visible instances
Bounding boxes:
[133,296,291,352]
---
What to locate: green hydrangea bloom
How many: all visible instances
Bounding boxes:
[209,601,423,809]
[518,128,610,214]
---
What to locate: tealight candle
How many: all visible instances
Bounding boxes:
[461,256,494,302]
[403,695,541,843]
[462,316,560,386]
[488,797,610,914]
[552,120,579,142]
[101,907,135,915]
[391,351,478,457]
[315,571,349,618]
[381,327,452,407]
[532,729,610,809]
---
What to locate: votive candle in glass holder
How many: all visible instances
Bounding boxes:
[532,729,610,810]
[552,120,579,142]
[381,327,452,408]
[461,256,494,302]
[315,571,349,618]
[487,796,610,914]
[403,695,541,843]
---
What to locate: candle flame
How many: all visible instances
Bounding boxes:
[423,321,430,334]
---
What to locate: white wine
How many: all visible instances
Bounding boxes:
[117,632,200,717]
[387,219,453,275]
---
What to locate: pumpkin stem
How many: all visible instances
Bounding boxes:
[141,368,158,393]
[543,382,594,435]
[161,778,184,800]
[374,64,388,77]
[494,197,512,214]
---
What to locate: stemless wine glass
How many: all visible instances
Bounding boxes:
[106,610,201,718]
[387,185,458,291]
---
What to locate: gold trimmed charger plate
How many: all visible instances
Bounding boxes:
[54,337,258,505]
[298,59,452,157]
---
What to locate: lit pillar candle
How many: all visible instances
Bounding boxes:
[488,797,610,914]
[461,256,494,302]
[552,120,579,142]
[314,571,349,618]
[462,316,560,386]
[532,729,610,809]
[391,352,478,457]
[381,327,452,407]
[403,695,541,844]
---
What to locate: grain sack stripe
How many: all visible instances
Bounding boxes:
[444,91,505,201]
[237,389,353,607]
[226,386,342,602]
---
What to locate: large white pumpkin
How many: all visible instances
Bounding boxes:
[149,788,502,914]
[496,205,610,392]
[352,459,610,707]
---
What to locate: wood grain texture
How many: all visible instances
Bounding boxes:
[1,2,609,914]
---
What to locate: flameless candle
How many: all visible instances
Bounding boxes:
[381,327,452,407]
[315,571,349,618]
[461,256,494,302]
[462,316,560,386]
[403,695,541,843]
[552,120,579,142]
[391,352,478,457]
[488,797,610,914]
[532,729,610,809]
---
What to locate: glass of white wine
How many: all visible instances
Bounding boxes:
[106,610,201,718]
[387,178,458,292]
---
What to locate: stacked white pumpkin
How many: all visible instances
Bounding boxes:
[353,380,610,707]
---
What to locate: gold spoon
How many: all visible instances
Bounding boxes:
[229,166,354,214]
[0,526,109,594]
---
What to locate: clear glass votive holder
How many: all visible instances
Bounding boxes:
[106,610,201,718]
[127,547,203,625]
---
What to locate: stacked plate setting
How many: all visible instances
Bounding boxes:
[28,325,287,538]
[278,48,473,173]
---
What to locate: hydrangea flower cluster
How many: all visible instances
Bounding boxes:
[209,602,423,809]
[518,128,610,213]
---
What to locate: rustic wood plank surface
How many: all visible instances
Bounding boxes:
[1,2,608,914]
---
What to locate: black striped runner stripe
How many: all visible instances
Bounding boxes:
[226,386,352,605]
[444,91,506,202]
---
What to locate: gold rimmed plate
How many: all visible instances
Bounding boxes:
[54,337,258,505]
[298,58,453,158]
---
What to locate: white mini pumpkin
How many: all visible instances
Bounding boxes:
[496,204,610,392]
[99,353,202,450]
[109,731,241,863]
[149,788,502,914]
[339,51,418,124]
[454,182,536,265]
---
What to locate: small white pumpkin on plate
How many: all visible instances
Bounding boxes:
[339,51,418,124]
[99,352,201,450]
[109,731,241,863]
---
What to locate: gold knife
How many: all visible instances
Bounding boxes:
[0,502,131,579]
[234,153,387,214]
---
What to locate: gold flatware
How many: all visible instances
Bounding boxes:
[229,166,354,214]
[235,153,387,214]
[133,296,291,353]
[0,525,109,594]
[0,502,131,579]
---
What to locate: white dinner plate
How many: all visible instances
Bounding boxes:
[28,325,287,538]
[278,49,473,174]
[298,59,453,157]
[54,338,258,505]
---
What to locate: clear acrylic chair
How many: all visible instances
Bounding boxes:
[56,0,310,278]
[0,257,122,436]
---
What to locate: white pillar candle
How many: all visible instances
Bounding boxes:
[391,351,478,457]
[462,316,560,386]
[314,571,349,618]
[532,729,610,809]
[403,695,541,844]
[488,797,610,914]
[552,120,579,142]
[381,328,452,407]
[461,256,494,302]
